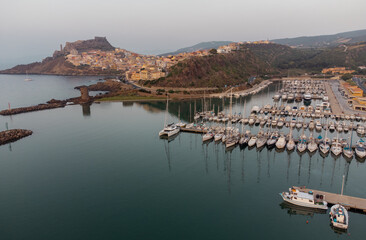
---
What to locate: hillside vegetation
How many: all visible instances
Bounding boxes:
[150,49,273,88]
[152,42,366,88]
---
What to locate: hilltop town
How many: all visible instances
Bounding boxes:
[0,37,271,78]
[63,38,270,81]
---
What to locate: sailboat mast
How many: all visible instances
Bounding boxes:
[164,95,168,127]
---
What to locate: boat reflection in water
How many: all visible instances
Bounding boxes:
[280,202,326,217]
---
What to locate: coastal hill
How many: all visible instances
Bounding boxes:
[272,29,366,48]
[151,42,366,88]
[149,47,273,88]
[160,41,232,56]
[0,37,119,75]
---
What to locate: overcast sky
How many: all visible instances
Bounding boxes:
[1,0,366,69]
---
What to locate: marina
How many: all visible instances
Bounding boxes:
[163,79,366,161]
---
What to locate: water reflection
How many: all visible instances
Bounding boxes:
[81,104,91,117]
[280,202,326,217]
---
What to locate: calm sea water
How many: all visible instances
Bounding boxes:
[0,76,365,239]
[0,74,105,109]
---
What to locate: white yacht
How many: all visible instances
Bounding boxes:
[280,187,328,210]
[330,204,349,230]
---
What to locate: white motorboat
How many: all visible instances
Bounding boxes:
[330,204,349,230]
[280,187,328,210]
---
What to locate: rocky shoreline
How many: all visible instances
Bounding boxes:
[0,129,33,146]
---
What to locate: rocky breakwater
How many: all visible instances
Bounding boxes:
[0,129,33,146]
[0,99,66,116]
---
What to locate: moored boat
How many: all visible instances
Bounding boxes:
[279,187,328,210]
[330,204,349,230]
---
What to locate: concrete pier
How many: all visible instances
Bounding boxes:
[294,186,366,212]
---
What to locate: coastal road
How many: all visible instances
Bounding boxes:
[329,80,365,116]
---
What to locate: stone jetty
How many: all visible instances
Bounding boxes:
[0,101,66,116]
[0,129,33,146]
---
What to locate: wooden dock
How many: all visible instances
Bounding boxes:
[294,186,366,212]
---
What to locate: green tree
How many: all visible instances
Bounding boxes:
[209,48,217,54]
[341,73,353,81]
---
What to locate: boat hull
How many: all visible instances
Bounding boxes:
[280,193,328,210]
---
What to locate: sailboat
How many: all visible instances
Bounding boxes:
[343,131,353,160]
[319,120,330,156]
[297,128,307,153]
[286,127,295,151]
[355,139,366,159]
[331,132,342,156]
[239,99,250,148]
[159,95,180,138]
[226,89,238,149]
[307,133,318,153]
[24,71,32,81]
[275,134,286,149]
[176,106,186,128]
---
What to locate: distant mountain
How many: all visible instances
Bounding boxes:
[272,29,366,48]
[0,37,119,75]
[160,41,232,56]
